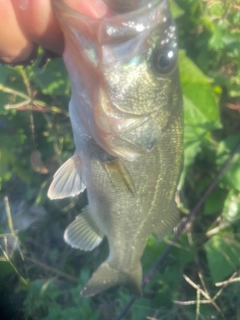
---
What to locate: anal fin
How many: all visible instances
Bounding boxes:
[64,206,104,251]
[48,153,85,199]
[103,158,136,195]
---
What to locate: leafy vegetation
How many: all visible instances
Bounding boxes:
[1,0,240,319]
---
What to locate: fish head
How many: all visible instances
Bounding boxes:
[99,0,180,127]
[51,0,182,161]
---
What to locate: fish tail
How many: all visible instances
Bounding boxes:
[81,261,142,297]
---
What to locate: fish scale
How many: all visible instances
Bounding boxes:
[49,0,183,296]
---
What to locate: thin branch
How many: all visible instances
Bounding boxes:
[198,270,209,298]
[19,66,32,97]
[25,256,78,283]
[213,272,238,300]
[174,299,212,305]
[206,216,240,237]
[0,245,28,286]
[196,286,200,320]
[215,275,240,287]
[0,84,29,100]
[183,275,211,300]
[183,274,223,317]
[4,99,31,110]
[4,196,15,235]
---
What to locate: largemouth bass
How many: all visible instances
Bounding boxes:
[49,0,183,297]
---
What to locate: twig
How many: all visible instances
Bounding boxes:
[5,99,31,110]
[175,270,238,319]
[4,196,15,235]
[183,274,222,316]
[18,66,32,97]
[3,197,25,260]
[174,299,212,305]
[196,286,200,320]
[114,142,240,320]
[198,270,209,298]
[215,274,240,287]
[25,256,78,283]
[212,272,238,301]
[183,275,210,300]
[0,84,29,100]
[0,245,28,286]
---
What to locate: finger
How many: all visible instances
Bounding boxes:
[11,0,64,56]
[0,0,34,63]
[57,0,110,18]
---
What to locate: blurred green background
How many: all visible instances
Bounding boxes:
[1,0,240,319]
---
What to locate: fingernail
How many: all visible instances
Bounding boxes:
[19,0,29,10]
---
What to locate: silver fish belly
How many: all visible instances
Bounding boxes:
[49,0,183,296]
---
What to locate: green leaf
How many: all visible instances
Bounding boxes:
[209,23,227,50]
[178,50,222,186]
[203,187,227,215]
[179,139,202,187]
[222,189,240,222]
[32,58,70,96]
[205,234,240,283]
[171,234,195,264]
[169,0,184,19]
[0,65,16,85]
[216,135,240,191]
[207,2,224,18]
[0,261,15,279]
[144,235,167,270]
[183,83,220,127]
[179,50,213,84]
[179,86,221,185]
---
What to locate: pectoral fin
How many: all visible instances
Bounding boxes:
[64,207,104,251]
[103,158,136,195]
[48,153,85,199]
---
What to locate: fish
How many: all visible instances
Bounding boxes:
[49,0,183,297]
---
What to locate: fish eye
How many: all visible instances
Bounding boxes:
[151,47,177,75]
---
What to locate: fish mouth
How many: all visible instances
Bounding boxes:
[102,0,165,13]
[51,0,170,49]
[99,0,169,44]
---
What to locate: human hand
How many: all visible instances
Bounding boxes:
[0,0,112,64]
[0,0,64,64]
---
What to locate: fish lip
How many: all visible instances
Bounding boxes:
[103,0,164,13]
[98,0,170,44]
[52,0,171,46]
